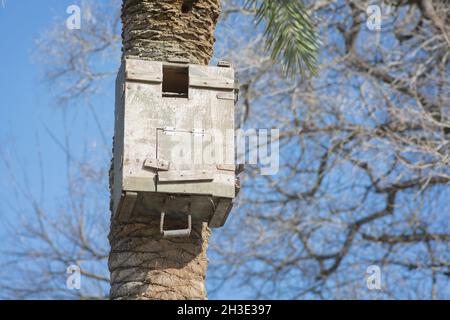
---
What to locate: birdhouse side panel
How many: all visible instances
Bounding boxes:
[112,64,126,217]
[121,60,163,193]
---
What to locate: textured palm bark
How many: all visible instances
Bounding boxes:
[121,0,220,64]
[109,0,221,300]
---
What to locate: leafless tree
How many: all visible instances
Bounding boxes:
[1,0,448,299]
[0,1,120,299]
[210,0,450,299]
[0,121,111,299]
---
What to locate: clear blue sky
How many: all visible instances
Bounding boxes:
[0,0,75,224]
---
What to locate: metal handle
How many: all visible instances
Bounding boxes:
[160,212,192,238]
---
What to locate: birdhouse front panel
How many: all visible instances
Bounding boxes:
[112,58,237,228]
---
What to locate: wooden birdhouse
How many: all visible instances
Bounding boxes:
[112,57,239,237]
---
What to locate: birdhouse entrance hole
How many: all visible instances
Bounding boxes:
[162,65,189,98]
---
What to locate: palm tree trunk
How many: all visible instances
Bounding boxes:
[108,0,221,300]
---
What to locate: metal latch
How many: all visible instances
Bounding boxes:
[160,212,192,238]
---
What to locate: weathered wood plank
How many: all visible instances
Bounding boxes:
[144,158,170,171]
[158,170,214,182]
[126,71,162,83]
[189,76,234,89]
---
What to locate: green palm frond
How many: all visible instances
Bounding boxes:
[245,0,320,77]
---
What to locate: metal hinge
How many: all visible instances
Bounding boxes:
[121,83,126,98]
[159,127,206,136]
[192,128,205,136]
[234,80,240,104]
[163,127,176,135]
